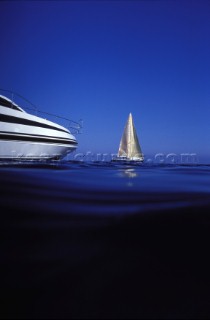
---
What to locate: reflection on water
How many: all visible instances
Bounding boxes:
[119,168,138,178]
[118,168,138,187]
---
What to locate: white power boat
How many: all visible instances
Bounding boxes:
[0,91,80,160]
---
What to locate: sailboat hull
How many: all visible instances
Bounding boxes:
[112,156,144,163]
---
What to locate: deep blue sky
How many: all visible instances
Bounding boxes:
[0,1,210,161]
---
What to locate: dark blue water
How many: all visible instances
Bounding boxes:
[1,162,210,318]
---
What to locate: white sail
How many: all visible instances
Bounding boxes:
[117,113,144,161]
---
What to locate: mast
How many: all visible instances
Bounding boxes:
[118,113,143,159]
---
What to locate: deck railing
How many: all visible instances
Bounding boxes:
[0,89,82,134]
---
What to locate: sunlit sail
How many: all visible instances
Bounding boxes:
[114,113,144,162]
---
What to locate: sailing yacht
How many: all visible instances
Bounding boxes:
[113,113,144,162]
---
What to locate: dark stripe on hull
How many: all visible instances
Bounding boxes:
[0,131,76,143]
[0,114,69,133]
[0,133,77,145]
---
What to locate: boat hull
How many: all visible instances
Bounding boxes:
[112,156,144,163]
[0,140,77,160]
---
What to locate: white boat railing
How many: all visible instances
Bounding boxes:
[0,89,82,134]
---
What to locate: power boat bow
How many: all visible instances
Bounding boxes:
[0,92,80,160]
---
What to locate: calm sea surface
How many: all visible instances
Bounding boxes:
[1,162,210,318]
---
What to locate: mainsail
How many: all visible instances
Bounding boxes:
[118,113,143,161]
